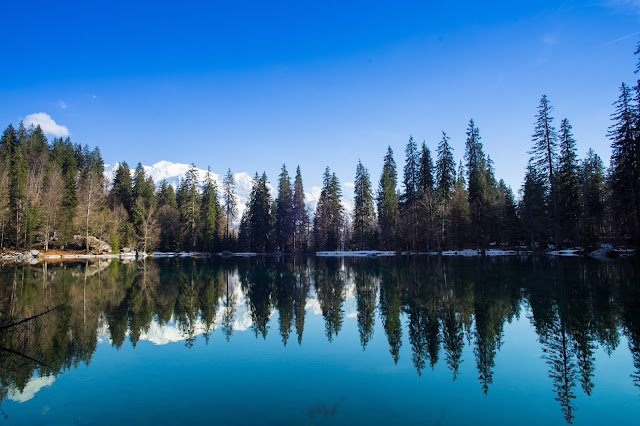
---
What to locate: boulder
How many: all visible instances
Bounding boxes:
[72,235,112,253]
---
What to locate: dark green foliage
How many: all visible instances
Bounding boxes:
[292,165,309,252]
[556,119,581,245]
[435,132,456,248]
[351,160,376,249]
[416,142,437,251]
[580,150,605,245]
[50,137,78,246]
[436,132,456,203]
[608,82,640,241]
[222,168,237,241]
[377,147,399,250]
[313,167,344,251]
[109,161,133,214]
[242,172,273,252]
[464,119,491,247]
[275,165,294,252]
[399,136,420,250]
[530,95,560,246]
[199,167,221,252]
[520,160,548,248]
[176,164,200,250]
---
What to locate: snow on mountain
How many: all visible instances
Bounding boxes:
[105,161,353,227]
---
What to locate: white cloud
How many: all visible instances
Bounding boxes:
[343,181,355,188]
[8,375,56,403]
[24,112,70,137]
[57,100,67,110]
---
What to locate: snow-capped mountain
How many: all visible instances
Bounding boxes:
[105,161,353,226]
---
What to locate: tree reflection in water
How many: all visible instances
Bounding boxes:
[0,255,639,423]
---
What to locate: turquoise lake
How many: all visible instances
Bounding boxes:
[0,256,638,425]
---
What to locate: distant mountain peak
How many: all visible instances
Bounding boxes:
[104,160,353,227]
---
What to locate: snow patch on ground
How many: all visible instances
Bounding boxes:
[315,251,396,257]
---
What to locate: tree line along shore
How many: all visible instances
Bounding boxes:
[1,45,640,257]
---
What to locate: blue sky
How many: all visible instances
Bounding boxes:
[1,0,639,193]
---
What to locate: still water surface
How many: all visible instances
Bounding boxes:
[0,256,638,425]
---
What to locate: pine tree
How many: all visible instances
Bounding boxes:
[530,95,560,247]
[328,172,345,250]
[313,167,344,251]
[352,160,376,249]
[449,161,470,248]
[464,119,489,247]
[275,164,294,252]
[1,124,26,248]
[436,132,456,202]
[520,160,548,248]
[400,136,420,250]
[496,179,520,245]
[200,167,220,252]
[417,141,436,250]
[156,179,180,252]
[51,137,78,246]
[292,165,309,252]
[157,179,177,208]
[246,172,272,252]
[377,147,399,250]
[177,164,200,250]
[556,118,581,244]
[222,168,237,241]
[580,149,606,245]
[313,168,332,250]
[109,161,133,215]
[75,145,106,253]
[608,82,639,241]
[435,132,456,248]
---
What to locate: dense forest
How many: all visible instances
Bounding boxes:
[1,48,639,254]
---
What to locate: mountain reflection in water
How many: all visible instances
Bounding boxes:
[0,256,638,425]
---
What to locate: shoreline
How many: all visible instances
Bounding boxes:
[1,246,637,265]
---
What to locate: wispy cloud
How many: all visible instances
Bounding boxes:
[595,31,640,47]
[605,0,640,14]
[542,34,557,46]
[57,100,67,110]
[24,112,70,137]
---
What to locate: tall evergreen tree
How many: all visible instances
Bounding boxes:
[351,160,376,249]
[156,179,180,252]
[530,95,560,247]
[109,161,133,215]
[1,124,26,248]
[556,119,581,244]
[177,164,200,250]
[200,167,221,252]
[51,137,79,246]
[435,132,456,248]
[436,132,456,202]
[313,167,344,251]
[222,168,238,241]
[292,165,309,252]
[520,160,548,248]
[377,147,399,250]
[275,164,294,252]
[245,172,272,252]
[415,142,436,250]
[464,119,490,247]
[608,82,639,241]
[400,136,420,250]
[580,149,606,245]
[496,179,520,245]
